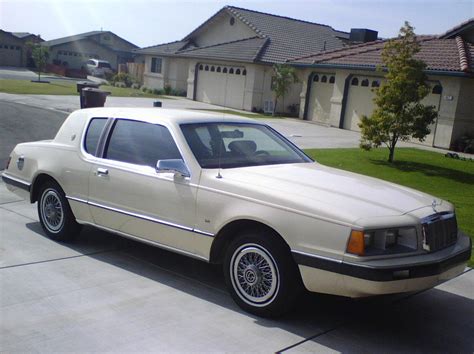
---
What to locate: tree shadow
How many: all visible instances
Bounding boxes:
[370,159,474,185]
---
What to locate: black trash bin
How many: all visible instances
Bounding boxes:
[77,81,100,108]
[82,88,111,108]
[153,101,162,107]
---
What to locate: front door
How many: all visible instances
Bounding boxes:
[88,119,199,255]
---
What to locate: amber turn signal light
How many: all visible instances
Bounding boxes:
[347,230,365,255]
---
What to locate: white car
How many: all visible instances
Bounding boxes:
[2,108,471,317]
[85,59,113,77]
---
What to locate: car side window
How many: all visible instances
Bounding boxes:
[104,119,182,167]
[84,118,107,156]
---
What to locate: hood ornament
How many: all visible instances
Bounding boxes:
[432,199,438,213]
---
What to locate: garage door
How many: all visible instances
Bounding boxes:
[0,44,22,67]
[196,64,246,110]
[343,77,380,131]
[343,77,441,145]
[307,74,335,124]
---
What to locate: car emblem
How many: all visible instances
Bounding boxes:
[432,199,438,212]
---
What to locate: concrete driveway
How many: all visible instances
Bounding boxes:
[1,182,473,352]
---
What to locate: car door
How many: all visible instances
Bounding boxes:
[87,118,199,256]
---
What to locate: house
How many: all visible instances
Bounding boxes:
[41,31,138,71]
[289,18,474,150]
[135,6,376,113]
[0,30,42,67]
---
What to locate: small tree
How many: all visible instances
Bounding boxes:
[359,22,438,162]
[28,42,49,82]
[271,64,299,116]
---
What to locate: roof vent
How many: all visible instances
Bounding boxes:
[349,28,378,43]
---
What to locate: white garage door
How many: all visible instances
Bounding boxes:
[307,74,335,124]
[196,64,246,110]
[343,77,441,146]
[343,77,380,131]
[0,44,22,67]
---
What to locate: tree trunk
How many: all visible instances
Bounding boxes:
[388,147,395,162]
[273,97,278,116]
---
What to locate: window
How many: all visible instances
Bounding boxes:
[432,84,442,94]
[329,76,335,84]
[151,57,162,74]
[84,118,107,156]
[181,123,311,169]
[15,46,20,50]
[361,79,369,87]
[205,65,209,71]
[236,69,241,75]
[217,66,221,73]
[223,67,228,73]
[313,74,319,82]
[351,77,359,86]
[229,68,234,74]
[230,17,235,26]
[242,69,246,75]
[211,66,215,72]
[199,64,203,70]
[371,80,380,87]
[105,120,181,168]
[321,75,327,83]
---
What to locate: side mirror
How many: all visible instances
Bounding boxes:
[156,159,190,178]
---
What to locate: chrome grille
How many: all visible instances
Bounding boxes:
[422,213,457,252]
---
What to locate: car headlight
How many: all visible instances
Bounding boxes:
[347,227,418,256]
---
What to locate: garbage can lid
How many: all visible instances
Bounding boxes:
[82,87,111,95]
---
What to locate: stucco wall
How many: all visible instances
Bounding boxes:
[451,78,474,147]
[143,56,189,92]
[192,12,256,47]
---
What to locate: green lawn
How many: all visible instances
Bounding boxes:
[0,79,166,98]
[303,148,474,266]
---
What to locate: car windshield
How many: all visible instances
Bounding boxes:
[181,122,312,168]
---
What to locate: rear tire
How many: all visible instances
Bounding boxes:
[223,230,303,317]
[37,180,81,241]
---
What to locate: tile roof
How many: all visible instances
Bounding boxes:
[12,32,34,39]
[139,6,348,64]
[290,36,473,75]
[177,37,268,62]
[41,31,138,49]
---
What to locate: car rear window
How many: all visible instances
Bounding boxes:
[104,119,182,168]
[84,118,107,156]
[98,62,111,69]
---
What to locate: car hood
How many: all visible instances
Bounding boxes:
[208,162,448,226]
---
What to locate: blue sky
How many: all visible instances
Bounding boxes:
[1,0,472,47]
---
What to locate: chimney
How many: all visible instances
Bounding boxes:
[349,28,378,43]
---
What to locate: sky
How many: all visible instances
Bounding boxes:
[1,0,473,48]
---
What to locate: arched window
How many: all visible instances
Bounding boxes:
[313,74,319,82]
[432,84,442,94]
[371,80,380,87]
[216,66,221,73]
[205,65,209,71]
[223,67,228,73]
[321,75,327,83]
[351,77,359,86]
[242,69,247,75]
[236,69,241,75]
[199,64,203,70]
[361,79,369,87]
[210,66,215,72]
[229,68,234,74]
[329,76,335,84]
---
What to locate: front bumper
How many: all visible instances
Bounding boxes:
[293,231,471,297]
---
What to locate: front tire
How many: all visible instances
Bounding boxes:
[224,231,302,317]
[37,181,81,241]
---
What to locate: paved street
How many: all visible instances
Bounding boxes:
[0,182,473,352]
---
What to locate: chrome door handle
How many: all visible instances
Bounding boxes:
[97,168,109,176]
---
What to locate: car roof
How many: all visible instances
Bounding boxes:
[80,107,262,125]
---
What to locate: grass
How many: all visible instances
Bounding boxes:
[0,79,167,98]
[303,147,474,266]
[194,108,281,119]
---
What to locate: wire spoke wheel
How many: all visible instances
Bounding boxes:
[40,189,65,233]
[230,244,279,306]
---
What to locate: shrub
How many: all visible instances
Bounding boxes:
[454,134,474,153]
[111,72,134,87]
[163,85,172,95]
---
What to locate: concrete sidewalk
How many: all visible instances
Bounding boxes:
[1,182,473,352]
